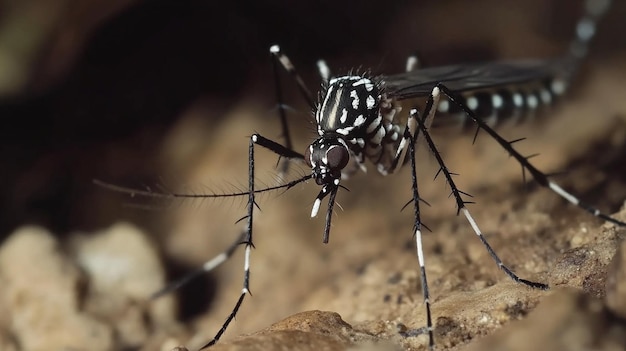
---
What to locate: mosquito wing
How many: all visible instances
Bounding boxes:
[383,58,575,100]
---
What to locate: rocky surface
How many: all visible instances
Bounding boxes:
[465,289,626,351]
[0,226,112,351]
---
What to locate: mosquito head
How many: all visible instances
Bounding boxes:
[304,136,350,186]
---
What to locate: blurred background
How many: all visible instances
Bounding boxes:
[0,0,625,350]
[1,0,624,236]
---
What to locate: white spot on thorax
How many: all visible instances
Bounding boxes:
[350,89,359,110]
[352,78,373,91]
[339,108,348,123]
[336,127,353,135]
[366,115,382,133]
[366,95,376,109]
[354,114,366,127]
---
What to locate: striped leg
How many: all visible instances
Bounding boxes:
[198,134,305,349]
[436,84,626,227]
[383,53,426,174]
[197,136,257,349]
[400,103,549,350]
[379,106,434,347]
[94,139,312,349]
[269,45,317,177]
[94,147,311,313]
[317,59,331,84]
[403,110,434,349]
[387,82,439,175]
[269,45,316,109]
[415,87,553,289]
[419,116,549,290]
[151,231,247,300]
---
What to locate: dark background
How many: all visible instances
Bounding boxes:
[0,0,625,237]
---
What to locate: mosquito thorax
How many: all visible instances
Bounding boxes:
[304,136,350,185]
[315,75,381,137]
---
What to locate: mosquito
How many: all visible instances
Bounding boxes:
[95,0,623,349]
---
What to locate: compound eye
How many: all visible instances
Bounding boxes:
[325,145,349,171]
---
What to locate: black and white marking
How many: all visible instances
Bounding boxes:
[95,0,623,349]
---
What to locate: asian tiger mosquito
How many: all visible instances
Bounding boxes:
[95,0,624,349]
